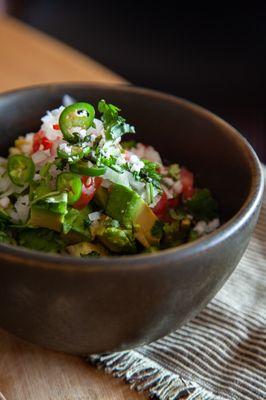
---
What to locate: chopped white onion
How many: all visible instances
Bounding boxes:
[0,196,10,208]
[88,211,102,222]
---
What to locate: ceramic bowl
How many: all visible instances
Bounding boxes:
[0,83,263,354]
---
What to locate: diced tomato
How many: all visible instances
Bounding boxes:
[73,185,95,209]
[81,176,91,186]
[73,177,102,209]
[32,130,53,153]
[152,192,168,216]
[32,130,44,153]
[41,136,53,150]
[94,177,103,189]
[180,167,194,199]
[53,124,60,130]
[168,197,179,209]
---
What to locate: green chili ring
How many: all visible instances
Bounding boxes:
[59,102,95,143]
[56,172,82,205]
[7,154,35,187]
[70,161,106,177]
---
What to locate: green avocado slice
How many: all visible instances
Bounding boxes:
[97,225,137,254]
[29,205,64,232]
[66,241,109,257]
[94,186,108,208]
[105,184,161,248]
[105,184,142,228]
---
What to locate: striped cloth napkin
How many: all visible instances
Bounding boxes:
[90,168,266,400]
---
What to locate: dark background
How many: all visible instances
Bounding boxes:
[6,0,266,161]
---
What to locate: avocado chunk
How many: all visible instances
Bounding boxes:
[105,184,141,228]
[94,186,108,208]
[66,241,109,257]
[105,184,161,248]
[97,225,137,254]
[63,206,92,236]
[29,192,68,232]
[62,206,92,244]
[94,216,136,254]
[29,205,64,232]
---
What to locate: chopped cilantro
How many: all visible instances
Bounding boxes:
[0,230,15,244]
[97,154,120,171]
[98,100,135,141]
[0,219,15,244]
[139,159,162,189]
[162,221,190,248]
[18,228,64,253]
[169,208,187,220]
[151,220,164,239]
[186,189,218,221]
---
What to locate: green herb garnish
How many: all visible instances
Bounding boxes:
[151,220,164,239]
[98,100,135,141]
[139,159,162,189]
[18,228,64,253]
[186,189,218,221]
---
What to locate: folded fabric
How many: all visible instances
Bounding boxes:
[90,168,266,400]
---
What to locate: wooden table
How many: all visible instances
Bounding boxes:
[0,15,144,400]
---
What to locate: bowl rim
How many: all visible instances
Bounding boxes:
[0,82,264,272]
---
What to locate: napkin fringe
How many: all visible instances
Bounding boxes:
[89,350,218,400]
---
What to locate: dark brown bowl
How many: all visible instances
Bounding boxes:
[0,83,263,355]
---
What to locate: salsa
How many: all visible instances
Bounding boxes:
[0,99,219,256]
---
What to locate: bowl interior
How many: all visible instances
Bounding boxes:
[0,83,254,223]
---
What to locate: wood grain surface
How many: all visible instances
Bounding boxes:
[0,329,142,400]
[0,15,124,93]
[0,14,143,400]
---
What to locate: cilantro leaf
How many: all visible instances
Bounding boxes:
[98,100,135,141]
[18,228,64,253]
[0,218,15,245]
[0,220,15,245]
[186,189,218,221]
[151,220,164,239]
[139,159,162,188]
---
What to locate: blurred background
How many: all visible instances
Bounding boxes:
[1,1,265,161]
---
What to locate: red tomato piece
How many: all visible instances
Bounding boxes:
[53,124,60,130]
[180,167,194,199]
[32,130,44,153]
[32,130,53,153]
[73,185,95,209]
[168,197,179,209]
[41,136,53,150]
[94,177,103,189]
[73,177,102,209]
[152,192,168,216]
